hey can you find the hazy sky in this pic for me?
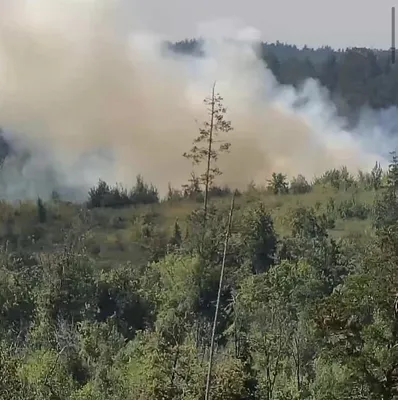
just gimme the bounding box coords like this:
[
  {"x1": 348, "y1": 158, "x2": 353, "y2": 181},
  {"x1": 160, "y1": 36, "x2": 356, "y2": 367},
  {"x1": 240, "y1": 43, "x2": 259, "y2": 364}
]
[{"x1": 129, "y1": 0, "x2": 395, "y2": 49}]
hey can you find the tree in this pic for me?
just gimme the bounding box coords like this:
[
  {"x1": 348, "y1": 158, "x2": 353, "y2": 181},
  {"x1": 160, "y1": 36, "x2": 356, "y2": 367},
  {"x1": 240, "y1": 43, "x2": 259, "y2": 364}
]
[
  {"x1": 130, "y1": 174, "x2": 159, "y2": 205},
  {"x1": 267, "y1": 172, "x2": 289, "y2": 195},
  {"x1": 88, "y1": 179, "x2": 111, "y2": 208},
  {"x1": 290, "y1": 174, "x2": 312, "y2": 194},
  {"x1": 181, "y1": 172, "x2": 202, "y2": 200},
  {"x1": 314, "y1": 258, "x2": 398, "y2": 399},
  {"x1": 37, "y1": 198, "x2": 47, "y2": 223},
  {"x1": 183, "y1": 83, "x2": 233, "y2": 225},
  {"x1": 261, "y1": 49, "x2": 281, "y2": 78},
  {"x1": 318, "y1": 53, "x2": 339, "y2": 92},
  {"x1": 238, "y1": 203, "x2": 278, "y2": 274},
  {"x1": 168, "y1": 219, "x2": 182, "y2": 250},
  {"x1": 371, "y1": 161, "x2": 383, "y2": 190},
  {"x1": 373, "y1": 152, "x2": 398, "y2": 254}
]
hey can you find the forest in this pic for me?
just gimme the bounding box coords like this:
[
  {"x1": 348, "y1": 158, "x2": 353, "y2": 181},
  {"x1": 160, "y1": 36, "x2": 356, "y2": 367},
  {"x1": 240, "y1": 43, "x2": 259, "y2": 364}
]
[
  {"x1": 170, "y1": 39, "x2": 398, "y2": 122},
  {"x1": 2, "y1": 40, "x2": 398, "y2": 400}
]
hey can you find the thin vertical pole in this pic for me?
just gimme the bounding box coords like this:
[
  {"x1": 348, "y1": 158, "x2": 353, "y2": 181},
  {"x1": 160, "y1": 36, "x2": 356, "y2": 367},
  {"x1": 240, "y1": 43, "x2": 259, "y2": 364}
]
[
  {"x1": 392, "y1": 7, "x2": 395, "y2": 64},
  {"x1": 204, "y1": 191, "x2": 236, "y2": 400}
]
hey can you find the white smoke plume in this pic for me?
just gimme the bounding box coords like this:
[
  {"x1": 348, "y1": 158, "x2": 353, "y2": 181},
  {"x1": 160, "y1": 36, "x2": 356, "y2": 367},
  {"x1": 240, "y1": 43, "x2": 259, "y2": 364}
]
[{"x1": 0, "y1": 0, "x2": 394, "y2": 201}]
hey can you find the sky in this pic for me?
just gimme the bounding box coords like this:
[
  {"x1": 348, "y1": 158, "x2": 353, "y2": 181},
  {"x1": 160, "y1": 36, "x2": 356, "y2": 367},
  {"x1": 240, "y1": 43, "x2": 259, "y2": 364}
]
[{"x1": 128, "y1": 0, "x2": 396, "y2": 49}]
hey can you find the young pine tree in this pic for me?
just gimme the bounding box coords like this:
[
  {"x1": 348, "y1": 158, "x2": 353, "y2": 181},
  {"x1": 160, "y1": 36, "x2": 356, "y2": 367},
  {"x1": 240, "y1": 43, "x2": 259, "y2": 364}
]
[
  {"x1": 169, "y1": 219, "x2": 182, "y2": 250},
  {"x1": 183, "y1": 82, "x2": 233, "y2": 224}
]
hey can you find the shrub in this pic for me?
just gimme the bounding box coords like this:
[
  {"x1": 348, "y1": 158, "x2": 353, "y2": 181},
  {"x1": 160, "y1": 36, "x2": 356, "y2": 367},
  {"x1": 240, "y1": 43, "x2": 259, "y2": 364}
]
[
  {"x1": 337, "y1": 197, "x2": 370, "y2": 220},
  {"x1": 87, "y1": 176, "x2": 159, "y2": 209},
  {"x1": 314, "y1": 166, "x2": 355, "y2": 190},
  {"x1": 290, "y1": 174, "x2": 312, "y2": 194}
]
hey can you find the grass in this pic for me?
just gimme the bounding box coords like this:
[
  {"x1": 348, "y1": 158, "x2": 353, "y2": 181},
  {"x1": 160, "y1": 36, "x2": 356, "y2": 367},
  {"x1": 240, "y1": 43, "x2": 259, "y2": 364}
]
[{"x1": 0, "y1": 183, "x2": 380, "y2": 268}]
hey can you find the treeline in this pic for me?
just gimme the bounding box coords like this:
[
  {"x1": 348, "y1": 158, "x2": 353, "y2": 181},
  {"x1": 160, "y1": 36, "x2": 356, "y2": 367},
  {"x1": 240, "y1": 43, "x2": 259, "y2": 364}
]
[
  {"x1": 85, "y1": 163, "x2": 384, "y2": 209},
  {"x1": 169, "y1": 39, "x2": 398, "y2": 116}
]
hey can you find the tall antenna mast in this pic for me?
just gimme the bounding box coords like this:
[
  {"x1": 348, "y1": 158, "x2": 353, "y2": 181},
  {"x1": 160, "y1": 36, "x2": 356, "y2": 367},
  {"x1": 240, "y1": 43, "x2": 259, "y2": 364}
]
[{"x1": 392, "y1": 6, "x2": 396, "y2": 64}]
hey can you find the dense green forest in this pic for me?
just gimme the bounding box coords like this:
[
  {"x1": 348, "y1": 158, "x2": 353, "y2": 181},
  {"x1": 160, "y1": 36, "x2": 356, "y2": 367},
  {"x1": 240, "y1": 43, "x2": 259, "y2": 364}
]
[
  {"x1": 3, "y1": 41, "x2": 398, "y2": 399},
  {"x1": 170, "y1": 39, "x2": 398, "y2": 120}
]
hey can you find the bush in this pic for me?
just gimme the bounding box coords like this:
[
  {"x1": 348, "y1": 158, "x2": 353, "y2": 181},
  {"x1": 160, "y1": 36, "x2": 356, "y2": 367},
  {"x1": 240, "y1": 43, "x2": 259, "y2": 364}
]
[
  {"x1": 314, "y1": 166, "x2": 355, "y2": 190},
  {"x1": 337, "y1": 197, "x2": 370, "y2": 220},
  {"x1": 130, "y1": 175, "x2": 159, "y2": 205},
  {"x1": 290, "y1": 174, "x2": 312, "y2": 194},
  {"x1": 267, "y1": 172, "x2": 289, "y2": 195},
  {"x1": 87, "y1": 175, "x2": 159, "y2": 209},
  {"x1": 357, "y1": 162, "x2": 383, "y2": 190},
  {"x1": 208, "y1": 185, "x2": 233, "y2": 198}
]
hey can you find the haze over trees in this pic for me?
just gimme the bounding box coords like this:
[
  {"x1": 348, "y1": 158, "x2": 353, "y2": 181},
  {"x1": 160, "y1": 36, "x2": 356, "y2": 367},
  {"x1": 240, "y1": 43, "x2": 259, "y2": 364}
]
[
  {"x1": 2, "y1": 41, "x2": 398, "y2": 399},
  {"x1": 170, "y1": 39, "x2": 398, "y2": 120}
]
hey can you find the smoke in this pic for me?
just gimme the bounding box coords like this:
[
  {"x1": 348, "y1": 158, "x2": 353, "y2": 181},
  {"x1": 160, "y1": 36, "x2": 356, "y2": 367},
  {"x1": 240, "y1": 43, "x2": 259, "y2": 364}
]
[{"x1": 0, "y1": 0, "x2": 394, "y2": 201}]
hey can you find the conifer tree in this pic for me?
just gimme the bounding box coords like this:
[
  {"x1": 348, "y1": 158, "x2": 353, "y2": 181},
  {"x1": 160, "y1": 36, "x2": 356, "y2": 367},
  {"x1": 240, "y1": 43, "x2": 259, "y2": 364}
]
[{"x1": 183, "y1": 82, "x2": 232, "y2": 224}]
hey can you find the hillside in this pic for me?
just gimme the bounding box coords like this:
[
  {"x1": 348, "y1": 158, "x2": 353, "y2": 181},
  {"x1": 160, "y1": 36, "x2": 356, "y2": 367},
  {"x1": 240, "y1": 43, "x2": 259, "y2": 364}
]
[
  {"x1": 170, "y1": 39, "x2": 398, "y2": 121},
  {"x1": 2, "y1": 156, "x2": 398, "y2": 398},
  {"x1": 1, "y1": 175, "x2": 376, "y2": 264},
  {"x1": 1, "y1": 30, "x2": 398, "y2": 400}
]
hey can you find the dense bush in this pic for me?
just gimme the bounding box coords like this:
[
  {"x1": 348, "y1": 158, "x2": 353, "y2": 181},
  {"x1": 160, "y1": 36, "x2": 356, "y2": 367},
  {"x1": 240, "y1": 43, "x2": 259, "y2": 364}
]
[
  {"x1": 87, "y1": 175, "x2": 159, "y2": 209},
  {"x1": 290, "y1": 174, "x2": 312, "y2": 194}
]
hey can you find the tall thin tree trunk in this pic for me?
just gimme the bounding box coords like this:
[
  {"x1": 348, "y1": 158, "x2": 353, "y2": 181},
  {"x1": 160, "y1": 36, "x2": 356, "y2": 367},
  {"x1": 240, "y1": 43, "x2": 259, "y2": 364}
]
[
  {"x1": 203, "y1": 81, "x2": 216, "y2": 227},
  {"x1": 204, "y1": 191, "x2": 236, "y2": 400}
]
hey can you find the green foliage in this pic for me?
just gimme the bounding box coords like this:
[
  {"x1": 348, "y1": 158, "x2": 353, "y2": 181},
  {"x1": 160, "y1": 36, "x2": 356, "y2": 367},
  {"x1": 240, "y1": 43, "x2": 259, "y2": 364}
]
[
  {"x1": 358, "y1": 162, "x2": 384, "y2": 191},
  {"x1": 1, "y1": 159, "x2": 398, "y2": 399},
  {"x1": 337, "y1": 195, "x2": 371, "y2": 220},
  {"x1": 210, "y1": 356, "x2": 249, "y2": 400},
  {"x1": 288, "y1": 206, "x2": 331, "y2": 238},
  {"x1": 0, "y1": 254, "x2": 37, "y2": 334},
  {"x1": 19, "y1": 348, "x2": 77, "y2": 399},
  {"x1": 310, "y1": 358, "x2": 356, "y2": 399},
  {"x1": 183, "y1": 203, "x2": 228, "y2": 261},
  {"x1": 0, "y1": 344, "x2": 28, "y2": 400},
  {"x1": 5, "y1": 39, "x2": 398, "y2": 398},
  {"x1": 183, "y1": 85, "x2": 232, "y2": 189},
  {"x1": 237, "y1": 203, "x2": 277, "y2": 274},
  {"x1": 267, "y1": 172, "x2": 289, "y2": 194},
  {"x1": 181, "y1": 172, "x2": 203, "y2": 201},
  {"x1": 290, "y1": 174, "x2": 312, "y2": 194},
  {"x1": 33, "y1": 245, "x2": 96, "y2": 326},
  {"x1": 373, "y1": 152, "x2": 398, "y2": 253},
  {"x1": 88, "y1": 175, "x2": 158, "y2": 209},
  {"x1": 148, "y1": 254, "x2": 202, "y2": 342},
  {"x1": 168, "y1": 219, "x2": 182, "y2": 251},
  {"x1": 183, "y1": 83, "x2": 233, "y2": 224},
  {"x1": 88, "y1": 179, "x2": 111, "y2": 208},
  {"x1": 314, "y1": 167, "x2": 355, "y2": 191},
  {"x1": 130, "y1": 175, "x2": 159, "y2": 205}
]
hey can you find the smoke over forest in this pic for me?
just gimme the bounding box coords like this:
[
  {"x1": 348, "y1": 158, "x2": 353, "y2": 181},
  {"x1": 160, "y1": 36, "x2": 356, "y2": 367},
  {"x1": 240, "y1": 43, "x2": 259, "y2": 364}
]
[{"x1": 0, "y1": 0, "x2": 394, "y2": 201}]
